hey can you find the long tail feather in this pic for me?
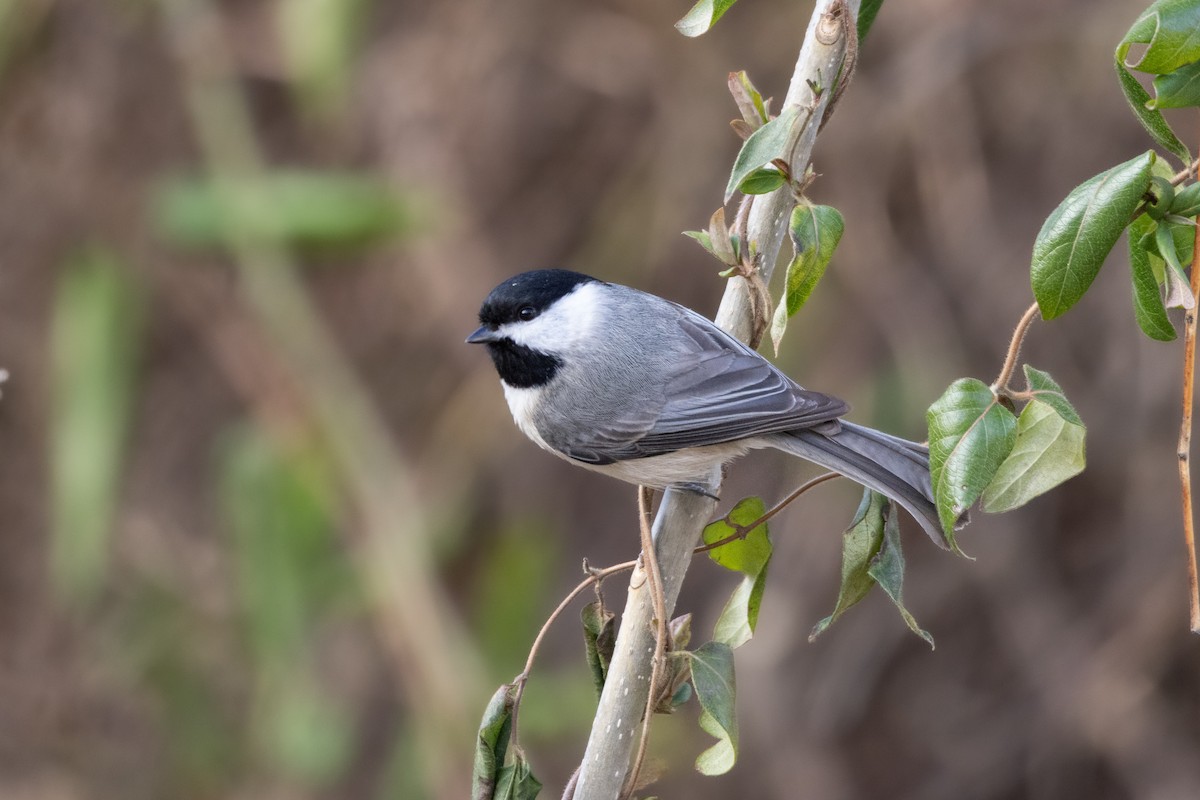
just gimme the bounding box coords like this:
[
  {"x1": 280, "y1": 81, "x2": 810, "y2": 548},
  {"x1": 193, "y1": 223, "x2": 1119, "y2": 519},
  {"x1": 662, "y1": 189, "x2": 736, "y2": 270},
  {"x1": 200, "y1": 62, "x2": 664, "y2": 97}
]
[{"x1": 769, "y1": 422, "x2": 948, "y2": 547}]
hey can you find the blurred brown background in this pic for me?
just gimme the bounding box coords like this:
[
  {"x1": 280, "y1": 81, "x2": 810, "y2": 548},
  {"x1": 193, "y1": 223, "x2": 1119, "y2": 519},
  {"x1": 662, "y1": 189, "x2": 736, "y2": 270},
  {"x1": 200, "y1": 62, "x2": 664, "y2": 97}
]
[{"x1": 2, "y1": 0, "x2": 1200, "y2": 798}]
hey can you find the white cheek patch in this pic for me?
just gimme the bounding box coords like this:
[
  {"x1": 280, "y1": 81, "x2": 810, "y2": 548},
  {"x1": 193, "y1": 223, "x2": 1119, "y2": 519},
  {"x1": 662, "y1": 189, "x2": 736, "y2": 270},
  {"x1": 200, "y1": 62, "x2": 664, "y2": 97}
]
[{"x1": 498, "y1": 281, "x2": 601, "y2": 352}]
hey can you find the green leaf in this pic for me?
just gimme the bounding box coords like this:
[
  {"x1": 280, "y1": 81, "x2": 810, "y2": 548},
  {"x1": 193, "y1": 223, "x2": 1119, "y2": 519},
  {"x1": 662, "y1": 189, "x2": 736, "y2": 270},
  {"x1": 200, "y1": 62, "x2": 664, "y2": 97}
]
[
  {"x1": 729, "y1": 70, "x2": 768, "y2": 127},
  {"x1": 809, "y1": 490, "x2": 887, "y2": 641},
  {"x1": 712, "y1": 567, "x2": 769, "y2": 649},
  {"x1": 858, "y1": 0, "x2": 886, "y2": 43},
  {"x1": 688, "y1": 642, "x2": 737, "y2": 776},
  {"x1": 1121, "y1": 0, "x2": 1200, "y2": 75},
  {"x1": 724, "y1": 106, "x2": 800, "y2": 202},
  {"x1": 1169, "y1": 181, "x2": 1200, "y2": 216},
  {"x1": 493, "y1": 752, "x2": 542, "y2": 800},
  {"x1": 1130, "y1": 219, "x2": 1178, "y2": 340},
  {"x1": 867, "y1": 502, "x2": 933, "y2": 647},
  {"x1": 581, "y1": 600, "x2": 615, "y2": 698},
  {"x1": 156, "y1": 170, "x2": 411, "y2": 251},
  {"x1": 1146, "y1": 176, "x2": 1176, "y2": 220},
  {"x1": 1021, "y1": 365, "x2": 1083, "y2": 425},
  {"x1": 771, "y1": 204, "x2": 844, "y2": 353},
  {"x1": 927, "y1": 378, "x2": 1018, "y2": 549},
  {"x1": 50, "y1": 247, "x2": 143, "y2": 603},
  {"x1": 981, "y1": 400, "x2": 1086, "y2": 513},
  {"x1": 1031, "y1": 152, "x2": 1155, "y2": 319},
  {"x1": 675, "y1": 0, "x2": 740, "y2": 37},
  {"x1": 703, "y1": 497, "x2": 770, "y2": 574},
  {"x1": 683, "y1": 229, "x2": 716, "y2": 257},
  {"x1": 704, "y1": 497, "x2": 771, "y2": 649},
  {"x1": 1156, "y1": 219, "x2": 1196, "y2": 309},
  {"x1": 472, "y1": 683, "x2": 517, "y2": 800},
  {"x1": 1114, "y1": 55, "x2": 1191, "y2": 163},
  {"x1": 737, "y1": 166, "x2": 787, "y2": 195},
  {"x1": 1150, "y1": 59, "x2": 1200, "y2": 108},
  {"x1": 707, "y1": 207, "x2": 737, "y2": 265}
]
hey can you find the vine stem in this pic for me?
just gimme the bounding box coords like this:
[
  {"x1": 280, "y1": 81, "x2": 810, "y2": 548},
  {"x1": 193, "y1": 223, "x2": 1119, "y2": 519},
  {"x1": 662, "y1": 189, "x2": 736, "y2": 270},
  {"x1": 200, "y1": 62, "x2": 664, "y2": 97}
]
[
  {"x1": 1179, "y1": 145, "x2": 1200, "y2": 634},
  {"x1": 992, "y1": 301, "x2": 1041, "y2": 393},
  {"x1": 508, "y1": 472, "x2": 840, "y2": 768},
  {"x1": 509, "y1": 558, "x2": 638, "y2": 748}
]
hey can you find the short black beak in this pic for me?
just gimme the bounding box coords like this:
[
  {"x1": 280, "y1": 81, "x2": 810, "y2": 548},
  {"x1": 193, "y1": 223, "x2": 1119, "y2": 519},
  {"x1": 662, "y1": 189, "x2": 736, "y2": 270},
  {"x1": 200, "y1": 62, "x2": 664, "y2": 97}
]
[{"x1": 466, "y1": 325, "x2": 500, "y2": 344}]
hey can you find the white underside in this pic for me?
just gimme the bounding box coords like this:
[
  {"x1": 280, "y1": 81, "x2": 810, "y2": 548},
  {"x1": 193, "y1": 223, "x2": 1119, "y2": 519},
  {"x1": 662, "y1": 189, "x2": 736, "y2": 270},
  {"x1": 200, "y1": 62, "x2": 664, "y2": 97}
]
[{"x1": 503, "y1": 376, "x2": 763, "y2": 491}]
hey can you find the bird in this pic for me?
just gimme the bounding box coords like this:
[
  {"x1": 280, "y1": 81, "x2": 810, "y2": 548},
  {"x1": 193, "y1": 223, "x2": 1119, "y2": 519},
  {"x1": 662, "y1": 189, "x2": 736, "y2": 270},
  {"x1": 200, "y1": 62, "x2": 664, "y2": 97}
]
[{"x1": 467, "y1": 268, "x2": 947, "y2": 545}]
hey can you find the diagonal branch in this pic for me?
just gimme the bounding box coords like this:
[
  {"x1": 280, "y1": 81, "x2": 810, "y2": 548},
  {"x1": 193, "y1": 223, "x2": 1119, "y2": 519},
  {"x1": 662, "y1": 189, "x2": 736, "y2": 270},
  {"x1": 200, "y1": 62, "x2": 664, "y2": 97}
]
[{"x1": 570, "y1": 3, "x2": 860, "y2": 797}]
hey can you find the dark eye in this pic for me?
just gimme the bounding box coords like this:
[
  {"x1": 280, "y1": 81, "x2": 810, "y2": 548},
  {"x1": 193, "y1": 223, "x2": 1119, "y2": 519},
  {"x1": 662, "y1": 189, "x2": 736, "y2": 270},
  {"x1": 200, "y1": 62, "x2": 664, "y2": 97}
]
[{"x1": 518, "y1": 306, "x2": 537, "y2": 321}]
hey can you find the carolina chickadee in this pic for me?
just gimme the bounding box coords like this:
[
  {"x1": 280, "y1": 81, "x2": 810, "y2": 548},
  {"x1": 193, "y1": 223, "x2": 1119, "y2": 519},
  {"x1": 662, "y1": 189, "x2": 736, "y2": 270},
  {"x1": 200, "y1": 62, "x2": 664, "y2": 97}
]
[{"x1": 468, "y1": 269, "x2": 946, "y2": 545}]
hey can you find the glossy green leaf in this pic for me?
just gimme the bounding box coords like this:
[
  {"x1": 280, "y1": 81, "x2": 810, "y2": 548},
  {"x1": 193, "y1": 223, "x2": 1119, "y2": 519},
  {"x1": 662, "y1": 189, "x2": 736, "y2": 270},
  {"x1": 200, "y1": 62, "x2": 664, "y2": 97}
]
[
  {"x1": 1130, "y1": 221, "x2": 1178, "y2": 340},
  {"x1": 1031, "y1": 152, "x2": 1155, "y2": 319},
  {"x1": 712, "y1": 566, "x2": 769, "y2": 649},
  {"x1": 858, "y1": 0, "x2": 886, "y2": 43},
  {"x1": 927, "y1": 378, "x2": 1018, "y2": 549},
  {"x1": 1169, "y1": 181, "x2": 1200, "y2": 216},
  {"x1": 156, "y1": 170, "x2": 411, "y2": 250},
  {"x1": 1114, "y1": 55, "x2": 1191, "y2": 163},
  {"x1": 493, "y1": 751, "x2": 542, "y2": 800},
  {"x1": 705, "y1": 497, "x2": 771, "y2": 649},
  {"x1": 982, "y1": 400, "x2": 1086, "y2": 513},
  {"x1": 771, "y1": 204, "x2": 844, "y2": 353},
  {"x1": 867, "y1": 502, "x2": 933, "y2": 647},
  {"x1": 675, "y1": 0, "x2": 740, "y2": 37},
  {"x1": 472, "y1": 683, "x2": 517, "y2": 800},
  {"x1": 810, "y1": 490, "x2": 886, "y2": 641},
  {"x1": 737, "y1": 166, "x2": 787, "y2": 196},
  {"x1": 724, "y1": 106, "x2": 800, "y2": 202},
  {"x1": 1115, "y1": 0, "x2": 1198, "y2": 161},
  {"x1": 1150, "y1": 59, "x2": 1200, "y2": 108},
  {"x1": 1121, "y1": 0, "x2": 1200, "y2": 75},
  {"x1": 581, "y1": 600, "x2": 615, "y2": 698},
  {"x1": 703, "y1": 496, "x2": 770, "y2": 574},
  {"x1": 50, "y1": 247, "x2": 143, "y2": 603},
  {"x1": 689, "y1": 642, "x2": 737, "y2": 775},
  {"x1": 1146, "y1": 176, "x2": 1176, "y2": 220},
  {"x1": 1021, "y1": 365, "x2": 1083, "y2": 425}
]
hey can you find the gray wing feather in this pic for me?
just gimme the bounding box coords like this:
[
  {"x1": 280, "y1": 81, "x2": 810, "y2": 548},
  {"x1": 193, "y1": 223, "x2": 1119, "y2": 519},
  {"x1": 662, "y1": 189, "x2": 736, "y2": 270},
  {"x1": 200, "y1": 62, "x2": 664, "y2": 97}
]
[{"x1": 564, "y1": 310, "x2": 847, "y2": 461}]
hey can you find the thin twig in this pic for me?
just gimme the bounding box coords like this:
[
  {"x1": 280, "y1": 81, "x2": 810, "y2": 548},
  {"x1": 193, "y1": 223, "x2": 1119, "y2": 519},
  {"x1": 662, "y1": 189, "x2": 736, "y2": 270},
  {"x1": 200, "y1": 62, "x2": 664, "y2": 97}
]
[
  {"x1": 696, "y1": 471, "x2": 841, "y2": 554},
  {"x1": 515, "y1": 558, "x2": 639, "y2": 748},
  {"x1": 509, "y1": 558, "x2": 638, "y2": 747},
  {"x1": 1179, "y1": 148, "x2": 1200, "y2": 634},
  {"x1": 992, "y1": 301, "x2": 1041, "y2": 393},
  {"x1": 1173, "y1": 159, "x2": 1200, "y2": 186},
  {"x1": 510, "y1": 472, "x2": 840, "y2": 758}
]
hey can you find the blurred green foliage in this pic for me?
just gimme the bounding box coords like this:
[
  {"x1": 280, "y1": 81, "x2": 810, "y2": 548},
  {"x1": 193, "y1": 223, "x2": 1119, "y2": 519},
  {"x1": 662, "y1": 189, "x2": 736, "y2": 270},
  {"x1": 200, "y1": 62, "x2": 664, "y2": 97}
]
[
  {"x1": 220, "y1": 425, "x2": 357, "y2": 785},
  {"x1": 155, "y1": 171, "x2": 412, "y2": 252},
  {"x1": 49, "y1": 247, "x2": 143, "y2": 603}
]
